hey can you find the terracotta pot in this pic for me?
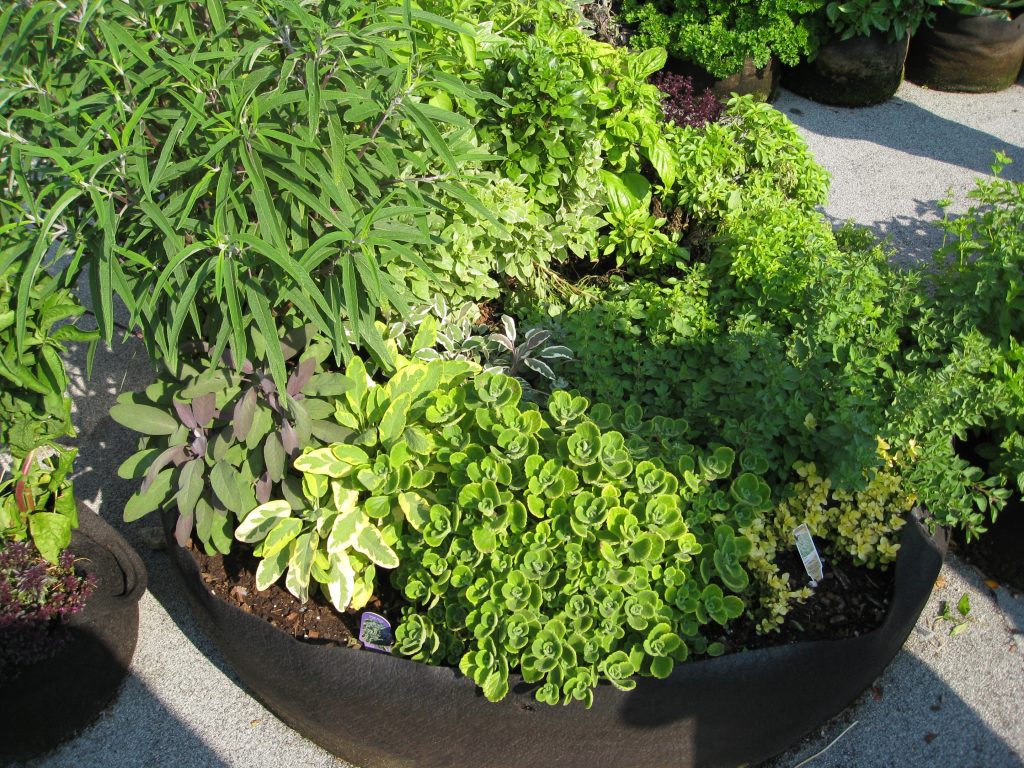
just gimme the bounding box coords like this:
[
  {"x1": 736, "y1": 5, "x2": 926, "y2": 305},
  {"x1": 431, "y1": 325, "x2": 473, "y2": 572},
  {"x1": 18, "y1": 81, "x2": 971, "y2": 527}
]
[
  {"x1": 0, "y1": 508, "x2": 147, "y2": 763},
  {"x1": 906, "y1": 9, "x2": 1024, "y2": 92},
  {"x1": 785, "y1": 33, "x2": 910, "y2": 106},
  {"x1": 665, "y1": 56, "x2": 781, "y2": 102},
  {"x1": 165, "y1": 508, "x2": 945, "y2": 768}
]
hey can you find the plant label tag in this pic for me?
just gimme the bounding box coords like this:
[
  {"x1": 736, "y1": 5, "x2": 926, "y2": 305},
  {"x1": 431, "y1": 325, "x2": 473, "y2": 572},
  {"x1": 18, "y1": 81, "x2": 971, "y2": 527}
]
[
  {"x1": 793, "y1": 524, "x2": 824, "y2": 587},
  {"x1": 359, "y1": 612, "x2": 393, "y2": 653}
]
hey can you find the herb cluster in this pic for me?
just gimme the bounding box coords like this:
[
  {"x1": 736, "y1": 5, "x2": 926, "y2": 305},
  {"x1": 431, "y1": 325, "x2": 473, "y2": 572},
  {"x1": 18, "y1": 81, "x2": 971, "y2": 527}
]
[{"x1": 6, "y1": 0, "x2": 1024, "y2": 711}]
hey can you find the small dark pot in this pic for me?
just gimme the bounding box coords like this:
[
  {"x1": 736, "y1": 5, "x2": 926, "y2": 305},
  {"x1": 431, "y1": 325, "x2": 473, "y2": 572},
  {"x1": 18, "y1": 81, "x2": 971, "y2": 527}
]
[
  {"x1": 165, "y1": 510, "x2": 945, "y2": 768},
  {"x1": 0, "y1": 508, "x2": 147, "y2": 763},
  {"x1": 785, "y1": 33, "x2": 910, "y2": 106},
  {"x1": 906, "y1": 9, "x2": 1024, "y2": 92},
  {"x1": 665, "y1": 56, "x2": 781, "y2": 103}
]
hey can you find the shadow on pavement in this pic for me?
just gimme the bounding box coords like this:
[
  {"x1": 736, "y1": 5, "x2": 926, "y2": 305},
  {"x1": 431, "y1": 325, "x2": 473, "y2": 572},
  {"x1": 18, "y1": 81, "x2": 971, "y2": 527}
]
[
  {"x1": 19, "y1": 674, "x2": 229, "y2": 768},
  {"x1": 777, "y1": 88, "x2": 1024, "y2": 180},
  {"x1": 763, "y1": 553, "x2": 1024, "y2": 768},
  {"x1": 760, "y1": 649, "x2": 1023, "y2": 767},
  {"x1": 825, "y1": 197, "x2": 951, "y2": 267}
]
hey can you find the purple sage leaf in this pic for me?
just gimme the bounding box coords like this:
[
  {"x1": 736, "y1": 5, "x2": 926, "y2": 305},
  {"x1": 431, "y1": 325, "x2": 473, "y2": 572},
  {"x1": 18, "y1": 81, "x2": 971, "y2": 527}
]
[
  {"x1": 192, "y1": 393, "x2": 216, "y2": 427},
  {"x1": 174, "y1": 511, "x2": 194, "y2": 548},
  {"x1": 287, "y1": 357, "x2": 316, "y2": 398},
  {"x1": 500, "y1": 315, "x2": 516, "y2": 344},
  {"x1": 233, "y1": 387, "x2": 258, "y2": 442},
  {"x1": 256, "y1": 472, "x2": 272, "y2": 504},
  {"x1": 281, "y1": 419, "x2": 299, "y2": 456},
  {"x1": 490, "y1": 334, "x2": 515, "y2": 353},
  {"x1": 173, "y1": 400, "x2": 198, "y2": 430}
]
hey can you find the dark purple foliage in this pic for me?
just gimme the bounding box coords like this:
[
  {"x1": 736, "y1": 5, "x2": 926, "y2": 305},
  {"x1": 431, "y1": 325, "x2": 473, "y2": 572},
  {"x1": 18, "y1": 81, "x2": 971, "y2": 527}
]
[
  {"x1": 649, "y1": 72, "x2": 724, "y2": 129},
  {"x1": 1, "y1": 538, "x2": 96, "y2": 677}
]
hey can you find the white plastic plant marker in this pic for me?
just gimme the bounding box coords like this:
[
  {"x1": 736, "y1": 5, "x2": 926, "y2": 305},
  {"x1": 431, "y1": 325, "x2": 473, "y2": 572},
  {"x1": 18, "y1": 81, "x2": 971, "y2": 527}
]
[{"x1": 793, "y1": 523, "x2": 824, "y2": 587}]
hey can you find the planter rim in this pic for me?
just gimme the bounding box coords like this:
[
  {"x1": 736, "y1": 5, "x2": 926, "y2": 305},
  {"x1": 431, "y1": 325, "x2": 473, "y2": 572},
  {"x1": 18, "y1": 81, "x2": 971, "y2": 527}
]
[{"x1": 165, "y1": 507, "x2": 946, "y2": 768}]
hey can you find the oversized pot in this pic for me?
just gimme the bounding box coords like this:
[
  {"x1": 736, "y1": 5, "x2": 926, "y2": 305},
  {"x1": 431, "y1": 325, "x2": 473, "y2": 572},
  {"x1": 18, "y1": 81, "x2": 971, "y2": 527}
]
[
  {"x1": 165, "y1": 509, "x2": 945, "y2": 768},
  {"x1": 785, "y1": 33, "x2": 911, "y2": 106},
  {"x1": 906, "y1": 8, "x2": 1024, "y2": 92},
  {"x1": 0, "y1": 508, "x2": 147, "y2": 763},
  {"x1": 665, "y1": 56, "x2": 781, "y2": 102}
]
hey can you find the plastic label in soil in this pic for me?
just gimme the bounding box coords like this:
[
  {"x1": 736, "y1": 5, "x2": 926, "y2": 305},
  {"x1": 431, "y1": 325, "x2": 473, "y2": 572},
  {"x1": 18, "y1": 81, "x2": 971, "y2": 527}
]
[
  {"x1": 793, "y1": 523, "x2": 824, "y2": 586},
  {"x1": 359, "y1": 612, "x2": 393, "y2": 653}
]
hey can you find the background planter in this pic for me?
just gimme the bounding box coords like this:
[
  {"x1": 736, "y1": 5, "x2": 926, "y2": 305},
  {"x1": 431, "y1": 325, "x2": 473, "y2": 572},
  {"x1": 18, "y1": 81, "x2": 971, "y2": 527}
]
[
  {"x1": 906, "y1": 9, "x2": 1024, "y2": 92},
  {"x1": 166, "y1": 510, "x2": 945, "y2": 768},
  {"x1": 665, "y1": 56, "x2": 781, "y2": 102},
  {"x1": 785, "y1": 33, "x2": 910, "y2": 106},
  {"x1": 0, "y1": 508, "x2": 147, "y2": 763}
]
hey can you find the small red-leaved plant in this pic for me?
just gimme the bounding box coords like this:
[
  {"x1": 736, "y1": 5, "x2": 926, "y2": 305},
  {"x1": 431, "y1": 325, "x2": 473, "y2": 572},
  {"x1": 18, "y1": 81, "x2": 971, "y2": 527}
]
[
  {"x1": 650, "y1": 71, "x2": 724, "y2": 129},
  {"x1": 0, "y1": 539, "x2": 96, "y2": 678}
]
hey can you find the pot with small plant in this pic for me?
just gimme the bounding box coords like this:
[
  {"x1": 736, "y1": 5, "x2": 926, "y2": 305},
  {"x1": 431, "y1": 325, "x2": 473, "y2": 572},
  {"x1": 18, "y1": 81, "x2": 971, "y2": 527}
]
[
  {"x1": 786, "y1": 0, "x2": 942, "y2": 105},
  {"x1": 0, "y1": 243, "x2": 147, "y2": 762},
  {"x1": 906, "y1": 0, "x2": 1024, "y2": 91},
  {"x1": 622, "y1": 0, "x2": 826, "y2": 101}
]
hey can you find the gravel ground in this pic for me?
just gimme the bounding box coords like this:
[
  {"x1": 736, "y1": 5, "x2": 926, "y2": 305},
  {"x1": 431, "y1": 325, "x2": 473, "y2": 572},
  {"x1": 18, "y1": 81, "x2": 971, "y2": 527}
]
[{"x1": 20, "y1": 74, "x2": 1024, "y2": 768}]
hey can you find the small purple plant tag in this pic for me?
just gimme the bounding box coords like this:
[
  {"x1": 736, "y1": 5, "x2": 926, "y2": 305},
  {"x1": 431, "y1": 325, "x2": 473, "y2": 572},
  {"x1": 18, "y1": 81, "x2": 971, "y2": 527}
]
[{"x1": 359, "y1": 612, "x2": 393, "y2": 653}]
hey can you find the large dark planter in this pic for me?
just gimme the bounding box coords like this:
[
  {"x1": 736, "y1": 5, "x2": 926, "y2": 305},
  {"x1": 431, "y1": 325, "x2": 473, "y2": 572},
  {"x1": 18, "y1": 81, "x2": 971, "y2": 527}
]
[
  {"x1": 166, "y1": 510, "x2": 945, "y2": 768},
  {"x1": 0, "y1": 508, "x2": 147, "y2": 763},
  {"x1": 785, "y1": 33, "x2": 910, "y2": 106},
  {"x1": 665, "y1": 56, "x2": 781, "y2": 102},
  {"x1": 906, "y1": 9, "x2": 1024, "y2": 92}
]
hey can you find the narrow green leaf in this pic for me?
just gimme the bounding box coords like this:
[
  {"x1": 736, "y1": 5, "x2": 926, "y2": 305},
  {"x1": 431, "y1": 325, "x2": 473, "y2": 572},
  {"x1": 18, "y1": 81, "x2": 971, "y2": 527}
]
[{"x1": 402, "y1": 101, "x2": 459, "y2": 174}]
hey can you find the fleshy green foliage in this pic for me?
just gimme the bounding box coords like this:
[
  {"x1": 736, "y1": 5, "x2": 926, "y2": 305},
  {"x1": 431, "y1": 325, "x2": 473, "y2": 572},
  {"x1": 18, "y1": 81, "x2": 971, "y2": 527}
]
[
  {"x1": 380, "y1": 383, "x2": 771, "y2": 707},
  {"x1": 0, "y1": 256, "x2": 97, "y2": 456},
  {"x1": 623, "y1": 0, "x2": 824, "y2": 79},
  {"x1": 239, "y1": 354, "x2": 479, "y2": 610},
  {"x1": 0, "y1": 448, "x2": 79, "y2": 564},
  {"x1": 821, "y1": 0, "x2": 940, "y2": 42},
  {"x1": 112, "y1": 328, "x2": 355, "y2": 554},
  {"x1": 0, "y1": 0, "x2": 493, "y2": 389},
  {"x1": 0, "y1": 538, "x2": 95, "y2": 677}
]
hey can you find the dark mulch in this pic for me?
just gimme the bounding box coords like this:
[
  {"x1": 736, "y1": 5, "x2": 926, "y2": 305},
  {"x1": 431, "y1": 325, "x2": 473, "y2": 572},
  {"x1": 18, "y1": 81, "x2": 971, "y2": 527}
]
[
  {"x1": 190, "y1": 542, "x2": 403, "y2": 649},
  {"x1": 190, "y1": 538, "x2": 896, "y2": 657},
  {"x1": 717, "y1": 548, "x2": 895, "y2": 654}
]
